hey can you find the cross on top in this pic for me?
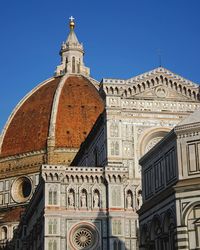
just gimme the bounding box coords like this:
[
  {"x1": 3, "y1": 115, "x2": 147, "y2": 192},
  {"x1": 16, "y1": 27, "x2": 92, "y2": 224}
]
[{"x1": 69, "y1": 16, "x2": 75, "y2": 22}]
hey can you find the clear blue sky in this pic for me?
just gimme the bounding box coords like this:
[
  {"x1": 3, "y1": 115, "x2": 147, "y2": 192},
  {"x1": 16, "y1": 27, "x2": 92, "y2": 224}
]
[{"x1": 0, "y1": 0, "x2": 200, "y2": 131}]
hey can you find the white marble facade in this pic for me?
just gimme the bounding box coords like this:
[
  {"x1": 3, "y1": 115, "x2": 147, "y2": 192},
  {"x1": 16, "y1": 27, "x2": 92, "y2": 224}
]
[
  {"x1": 6, "y1": 19, "x2": 200, "y2": 250},
  {"x1": 14, "y1": 68, "x2": 200, "y2": 250},
  {"x1": 139, "y1": 110, "x2": 200, "y2": 250}
]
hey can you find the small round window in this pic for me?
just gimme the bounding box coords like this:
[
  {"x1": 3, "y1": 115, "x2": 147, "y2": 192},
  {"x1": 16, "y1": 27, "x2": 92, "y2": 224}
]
[
  {"x1": 69, "y1": 223, "x2": 99, "y2": 250},
  {"x1": 11, "y1": 177, "x2": 32, "y2": 203}
]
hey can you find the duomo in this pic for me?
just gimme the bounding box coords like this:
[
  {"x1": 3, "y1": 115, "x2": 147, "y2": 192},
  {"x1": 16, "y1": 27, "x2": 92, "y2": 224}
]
[{"x1": 0, "y1": 17, "x2": 199, "y2": 250}]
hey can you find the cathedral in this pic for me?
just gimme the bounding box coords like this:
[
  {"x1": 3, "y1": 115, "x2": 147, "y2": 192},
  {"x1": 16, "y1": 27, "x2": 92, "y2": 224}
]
[{"x1": 0, "y1": 18, "x2": 199, "y2": 250}]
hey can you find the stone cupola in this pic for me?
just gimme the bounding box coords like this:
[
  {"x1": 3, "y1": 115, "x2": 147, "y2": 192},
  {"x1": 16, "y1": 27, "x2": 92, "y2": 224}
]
[{"x1": 55, "y1": 17, "x2": 90, "y2": 76}]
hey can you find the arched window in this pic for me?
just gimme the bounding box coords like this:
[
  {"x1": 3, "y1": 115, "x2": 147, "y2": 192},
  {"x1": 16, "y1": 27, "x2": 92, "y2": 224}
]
[
  {"x1": 72, "y1": 57, "x2": 76, "y2": 73},
  {"x1": 111, "y1": 141, "x2": 119, "y2": 156},
  {"x1": 48, "y1": 240, "x2": 57, "y2": 250},
  {"x1": 49, "y1": 189, "x2": 53, "y2": 204},
  {"x1": 48, "y1": 240, "x2": 53, "y2": 250},
  {"x1": 48, "y1": 189, "x2": 57, "y2": 205},
  {"x1": 110, "y1": 123, "x2": 119, "y2": 137},
  {"x1": 77, "y1": 58, "x2": 80, "y2": 73},
  {"x1": 112, "y1": 220, "x2": 122, "y2": 235},
  {"x1": 65, "y1": 58, "x2": 68, "y2": 72},
  {"x1": 53, "y1": 240, "x2": 57, "y2": 250},
  {"x1": 48, "y1": 219, "x2": 57, "y2": 234},
  {"x1": 111, "y1": 142, "x2": 115, "y2": 155},
  {"x1": 115, "y1": 142, "x2": 119, "y2": 155},
  {"x1": 53, "y1": 191, "x2": 57, "y2": 204}
]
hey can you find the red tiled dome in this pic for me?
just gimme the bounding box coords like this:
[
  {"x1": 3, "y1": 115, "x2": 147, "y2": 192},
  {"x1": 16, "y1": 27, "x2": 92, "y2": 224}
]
[{"x1": 0, "y1": 75, "x2": 104, "y2": 157}]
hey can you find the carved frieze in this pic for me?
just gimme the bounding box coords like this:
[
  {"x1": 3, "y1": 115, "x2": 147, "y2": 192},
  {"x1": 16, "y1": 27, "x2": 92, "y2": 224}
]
[{"x1": 122, "y1": 99, "x2": 200, "y2": 112}]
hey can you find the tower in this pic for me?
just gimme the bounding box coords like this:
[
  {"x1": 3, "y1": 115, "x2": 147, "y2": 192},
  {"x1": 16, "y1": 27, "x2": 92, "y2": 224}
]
[{"x1": 55, "y1": 17, "x2": 90, "y2": 76}]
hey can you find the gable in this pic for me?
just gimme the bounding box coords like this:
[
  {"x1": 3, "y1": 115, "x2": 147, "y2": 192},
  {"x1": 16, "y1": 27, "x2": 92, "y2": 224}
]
[
  {"x1": 125, "y1": 67, "x2": 199, "y2": 102},
  {"x1": 130, "y1": 85, "x2": 193, "y2": 101},
  {"x1": 102, "y1": 67, "x2": 200, "y2": 103}
]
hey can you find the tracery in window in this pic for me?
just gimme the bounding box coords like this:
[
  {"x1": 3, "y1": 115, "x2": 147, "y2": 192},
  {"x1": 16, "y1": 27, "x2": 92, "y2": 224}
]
[
  {"x1": 48, "y1": 219, "x2": 57, "y2": 234},
  {"x1": 48, "y1": 240, "x2": 57, "y2": 250},
  {"x1": 48, "y1": 188, "x2": 57, "y2": 205},
  {"x1": 111, "y1": 141, "x2": 119, "y2": 156},
  {"x1": 110, "y1": 123, "x2": 119, "y2": 137},
  {"x1": 112, "y1": 220, "x2": 122, "y2": 235}
]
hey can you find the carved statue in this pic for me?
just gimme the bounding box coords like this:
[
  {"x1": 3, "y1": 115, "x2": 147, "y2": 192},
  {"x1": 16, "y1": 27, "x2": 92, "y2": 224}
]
[
  {"x1": 93, "y1": 192, "x2": 100, "y2": 208},
  {"x1": 81, "y1": 192, "x2": 87, "y2": 207},
  {"x1": 68, "y1": 192, "x2": 74, "y2": 207},
  {"x1": 137, "y1": 192, "x2": 143, "y2": 209},
  {"x1": 126, "y1": 193, "x2": 132, "y2": 208}
]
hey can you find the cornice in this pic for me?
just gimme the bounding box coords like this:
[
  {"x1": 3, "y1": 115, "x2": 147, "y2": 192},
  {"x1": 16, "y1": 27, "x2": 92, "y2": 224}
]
[{"x1": 0, "y1": 149, "x2": 46, "y2": 163}]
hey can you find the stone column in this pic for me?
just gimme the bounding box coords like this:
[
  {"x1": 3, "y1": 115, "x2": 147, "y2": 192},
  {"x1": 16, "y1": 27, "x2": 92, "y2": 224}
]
[{"x1": 175, "y1": 226, "x2": 189, "y2": 250}]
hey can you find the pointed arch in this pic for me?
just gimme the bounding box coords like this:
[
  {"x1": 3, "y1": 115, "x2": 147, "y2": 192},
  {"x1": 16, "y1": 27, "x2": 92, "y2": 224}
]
[
  {"x1": 72, "y1": 56, "x2": 76, "y2": 73},
  {"x1": 124, "y1": 89, "x2": 127, "y2": 97},
  {"x1": 155, "y1": 77, "x2": 159, "y2": 85},
  {"x1": 114, "y1": 87, "x2": 119, "y2": 95},
  {"x1": 174, "y1": 82, "x2": 178, "y2": 90},
  {"x1": 54, "y1": 173, "x2": 59, "y2": 181},
  {"x1": 137, "y1": 84, "x2": 141, "y2": 92},
  {"x1": 164, "y1": 77, "x2": 168, "y2": 86},
  {"x1": 151, "y1": 78, "x2": 155, "y2": 86},
  {"x1": 110, "y1": 87, "x2": 114, "y2": 94},
  {"x1": 142, "y1": 82, "x2": 145, "y2": 90},
  {"x1": 128, "y1": 87, "x2": 132, "y2": 96},
  {"x1": 183, "y1": 86, "x2": 187, "y2": 95},
  {"x1": 193, "y1": 91, "x2": 196, "y2": 99}
]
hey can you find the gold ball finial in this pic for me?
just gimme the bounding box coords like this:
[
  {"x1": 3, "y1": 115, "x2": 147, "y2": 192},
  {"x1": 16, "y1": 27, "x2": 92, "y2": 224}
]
[{"x1": 69, "y1": 16, "x2": 75, "y2": 30}]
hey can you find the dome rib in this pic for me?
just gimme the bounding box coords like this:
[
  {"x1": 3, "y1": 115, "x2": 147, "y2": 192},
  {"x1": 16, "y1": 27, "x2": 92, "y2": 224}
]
[
  {"x1": 0, "y1": 77, "x2": 60, "y2": 157},
  {"x1": 48, "y1": 74, "x2": 71, "y2": 142},
  {"x1": 55, "y1": 75, "x2": 104, "y2": 148},
  {"x1": 0, "y1": 74, "x2": 104, "y2": 158}
]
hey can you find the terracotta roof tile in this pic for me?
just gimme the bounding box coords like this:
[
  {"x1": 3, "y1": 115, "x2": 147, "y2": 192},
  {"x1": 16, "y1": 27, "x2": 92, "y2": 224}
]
[
  {"x1": 1, "y1": 78, "x2": 60, "y2": 157},
  {"x1": 55, "y1": 76, "x2": 104, "y2": 148},
  {"x1": 0, "y1": 207, "x2": 25, "y2": 223},
  {"x1": 1, "y1": 75, "x2": 104, "y2": 157}
]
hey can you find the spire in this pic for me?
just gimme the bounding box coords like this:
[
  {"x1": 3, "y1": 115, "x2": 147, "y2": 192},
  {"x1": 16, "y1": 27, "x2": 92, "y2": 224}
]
[
  {"x1": 55, "y1": 17, "x2": 90, "y2": 76},
  {"x1": 69, "y1": 16, "x2": 75, "y2": 30}
]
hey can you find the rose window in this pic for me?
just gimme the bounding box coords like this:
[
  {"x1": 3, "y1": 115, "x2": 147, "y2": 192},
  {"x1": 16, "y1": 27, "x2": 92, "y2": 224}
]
[
  {"x1": 73, "y1": 228, "x2": 93, "y2": 248},
  {"x1": 70, "y1": 223, "x2": 99, "y2": 250}
]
